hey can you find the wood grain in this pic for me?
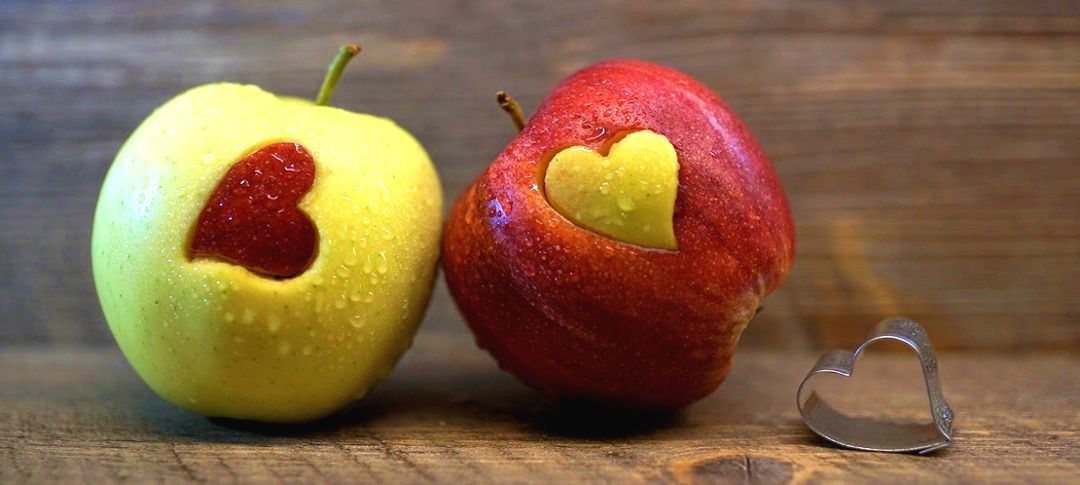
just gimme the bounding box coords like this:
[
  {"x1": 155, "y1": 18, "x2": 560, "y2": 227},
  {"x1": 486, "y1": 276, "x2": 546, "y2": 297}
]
[
  {"x1": 1, "y1": 0, "x2": 1079, "y2": 350},
  {"x1": 2, "y1": 333, "x2": 1078, "y2": 484}
]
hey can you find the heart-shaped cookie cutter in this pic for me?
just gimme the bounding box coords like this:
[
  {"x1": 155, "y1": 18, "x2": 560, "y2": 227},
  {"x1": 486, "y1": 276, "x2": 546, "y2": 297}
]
[{"x1": 796, "y1": 317, "x2": 955, "y2": 454}]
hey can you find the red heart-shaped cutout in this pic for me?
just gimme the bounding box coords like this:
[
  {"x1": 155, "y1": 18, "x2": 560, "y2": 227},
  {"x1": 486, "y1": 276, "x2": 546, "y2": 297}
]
[{"x1": 189, "y1": 142, "x2": 318, "y2": 278}]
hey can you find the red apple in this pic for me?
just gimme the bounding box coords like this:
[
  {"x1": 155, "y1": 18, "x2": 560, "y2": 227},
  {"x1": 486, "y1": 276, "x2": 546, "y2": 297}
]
[{"x1": 442, "y1": 60, "x2": 795, "y2": 409}]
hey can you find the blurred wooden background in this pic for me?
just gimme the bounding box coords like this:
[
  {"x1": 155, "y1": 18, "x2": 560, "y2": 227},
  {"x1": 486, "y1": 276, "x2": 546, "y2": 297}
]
[{"x1": 1, "y1": 0, "x2": 1078, "y2": 352}]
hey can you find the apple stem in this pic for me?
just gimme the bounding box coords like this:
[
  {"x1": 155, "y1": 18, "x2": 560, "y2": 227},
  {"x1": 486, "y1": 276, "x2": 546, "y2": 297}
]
[
  {"x1": 315, "y1": 44, "x2": 362, "y2": 106},
  {"x1": 496, "y1": 91, "x2": 526, "y2": 132}
]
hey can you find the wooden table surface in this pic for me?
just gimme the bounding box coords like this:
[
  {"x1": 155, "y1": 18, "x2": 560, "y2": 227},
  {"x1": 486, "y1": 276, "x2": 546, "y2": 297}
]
[
  {"x1": 3, "y1": 332, "x2": 1078, "y2": 484},
  {"x1": 3, "y1": 1, "x2": 1080, "y2": 483}
]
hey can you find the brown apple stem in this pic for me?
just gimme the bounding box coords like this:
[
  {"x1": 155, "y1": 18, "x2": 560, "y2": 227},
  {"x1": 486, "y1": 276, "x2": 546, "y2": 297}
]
[
  {"x1": 496, "y1": 91, "x2": 525, "y2": 132},
  {"x1": 315, "y1": 44, "x2": 362, "y2": 106}
]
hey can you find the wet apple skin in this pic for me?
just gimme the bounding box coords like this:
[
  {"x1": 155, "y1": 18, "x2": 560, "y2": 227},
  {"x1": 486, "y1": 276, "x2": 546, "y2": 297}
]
[
  {"x1": 442, "y1": 60, "x2": 796, "y2": 409},
  {"x1": 544, "y1": 129, "x2": 680, "y2": 251},
  {"x1": 190, "y1": 142, "x2": 317, "y2": 278},
  {"x1": 92, "y1": 83, "x2": 442, "y2": 422}
]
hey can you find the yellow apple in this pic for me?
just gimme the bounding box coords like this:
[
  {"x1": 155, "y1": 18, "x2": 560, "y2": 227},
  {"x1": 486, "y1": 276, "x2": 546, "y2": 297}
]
[{"x1": 91, "y1": 46, "x2": 443, "y2": 422}]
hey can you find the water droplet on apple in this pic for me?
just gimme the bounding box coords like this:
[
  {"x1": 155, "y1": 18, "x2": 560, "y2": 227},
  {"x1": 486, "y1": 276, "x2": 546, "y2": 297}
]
[
  {"x1": 580, "y1": 120, "x2": 606, "y2": 141},
  {"x1": 617, "y1": 195, "x2": 636, "y2": 212},
  {"x1": 361, "y1": 256, "x2": 373, "y2": 274},
  {"x1": 350, "y1": 313, "x2": 366, "y2": 328},
  {"x1": 334, "y1": 296, "x2": 347, "y2": 310},
  {"x1": 242, "y1": 308, "x2": 256, "y2": 324},
  {"x1": 267, "y1": 314, "x2": 281, "y2": 333},
  {"x1": 363, "y1": 292, "x2": 375, "y2": 303},
  {"x1": 345, "y1": 247, "x2": 359, "y2": 266},
  {"x1": 599, "y1": 182, "x2": 611, "y2": 195},
  {"x1": 376, "y1": 252, "x2": 388, "y2": 274},
  {"x1": 377, "y1": 180, "x2": 391, "y2": 202},
  {"x1": 486, "y1": 197, "x2": 512, "y2": 225}
]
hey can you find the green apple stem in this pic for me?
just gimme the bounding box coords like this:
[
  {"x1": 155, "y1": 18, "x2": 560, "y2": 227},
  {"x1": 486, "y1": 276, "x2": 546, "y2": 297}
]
[
  {"x1": 315, "y1": 44, "x2": 362, "y2": 106},
  {"x1": 496, "y1": 91, "x2": 525, "y2": 132}
]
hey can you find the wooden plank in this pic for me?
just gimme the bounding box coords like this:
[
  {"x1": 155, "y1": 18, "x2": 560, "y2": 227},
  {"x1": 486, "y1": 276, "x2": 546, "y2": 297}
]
[
  {"x1": 1, "y1": 334, "x2": 1078, "y2": 484},
  {"x1": 1, "y1": 0, "x2": 1079, "y2": 350}
]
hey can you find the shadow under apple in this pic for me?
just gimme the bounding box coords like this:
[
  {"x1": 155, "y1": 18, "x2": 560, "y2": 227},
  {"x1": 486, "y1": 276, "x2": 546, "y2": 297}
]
[{"x1": 132, "y1": 359, "x2": 681, "y2": 443}]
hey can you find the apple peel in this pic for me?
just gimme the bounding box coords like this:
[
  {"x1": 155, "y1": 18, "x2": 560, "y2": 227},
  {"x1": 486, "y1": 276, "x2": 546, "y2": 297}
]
[
  {"x1": 543, "y1": 130, "x2": 679, "y2": 250},
  {"x1": 189, "y1": 141, "x2": 318, "y2": 278}
]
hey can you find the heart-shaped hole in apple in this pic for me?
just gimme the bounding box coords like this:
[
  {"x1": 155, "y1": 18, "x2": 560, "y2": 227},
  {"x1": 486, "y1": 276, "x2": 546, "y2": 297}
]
[
  {"x1": 189, "y1": 142, "x2": 318, "y2": 278},
  {"x1": 542, "y1": 129, "x2": 680, "y2": 250}
]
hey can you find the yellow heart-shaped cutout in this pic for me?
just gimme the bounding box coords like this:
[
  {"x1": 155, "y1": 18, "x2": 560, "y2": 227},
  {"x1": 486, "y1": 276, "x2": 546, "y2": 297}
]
[{"x1": 544, "y1": 130, "x2": 679, "y2": 250}]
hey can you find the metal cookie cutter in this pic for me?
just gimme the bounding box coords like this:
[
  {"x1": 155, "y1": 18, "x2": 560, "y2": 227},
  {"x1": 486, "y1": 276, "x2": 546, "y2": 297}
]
[{"x1": 796, "y1": 317, "x2": 955, "y2": 454}]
